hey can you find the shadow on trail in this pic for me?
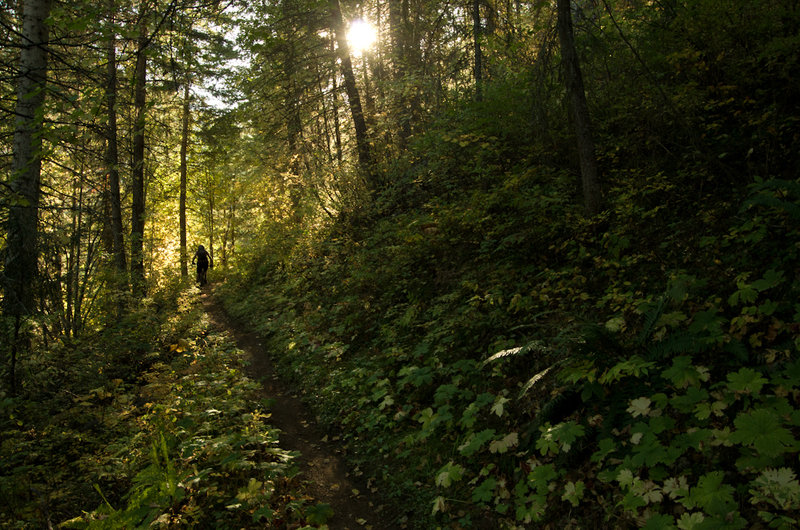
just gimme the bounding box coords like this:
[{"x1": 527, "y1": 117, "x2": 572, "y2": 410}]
[{"x1": 199, "y1": 289, "x2": 401, "y2": 530}]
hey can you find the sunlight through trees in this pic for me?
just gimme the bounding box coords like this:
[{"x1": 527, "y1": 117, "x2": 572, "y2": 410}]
[
  {"x1": 2, "y1": 0, "x2": 800, "y2": 526},
  {"x1": 346, "y1": 18, "x2": 377, "y2": 56}
]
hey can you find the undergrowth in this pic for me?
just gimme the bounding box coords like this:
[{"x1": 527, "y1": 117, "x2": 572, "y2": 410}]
[
  {"x1": 1, "y1": 286, "x2": 329, "y2": 528},
  {"x1": 219, "y1": 161, "x2": 800, "y2": 528}
]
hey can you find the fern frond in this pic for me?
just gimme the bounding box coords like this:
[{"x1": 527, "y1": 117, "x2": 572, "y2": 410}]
[
  {"x1": 483, "y1": 346, "x2": 522, "y2": 364},
  {"x1": 743, "y1": 194, "x2": 800, "y2": 219},
  {"x1": 482, "y1": 339, "x2": 547, "y2": 365},
  {"x1": 743, "y1": 179, "x2": 800, "y2": 218},
  {"x1": 645, "y1": 331, "x2": 704, "y2": 361},
  {"x1": 636, "y1": 296, "x2": 667, "y2": 346},
  {"x1": 519, "y1": 365, "x2": 554, "y2": 397},
  {"x1": 749, "y1": 178, "x2": 800, "y2": 196}
]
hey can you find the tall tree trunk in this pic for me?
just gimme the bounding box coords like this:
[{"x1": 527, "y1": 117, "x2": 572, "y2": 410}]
[
  {"x1": 284, "y1": 41, "x2": 303, "y2": 164},
  {"x1": 3, "y1": 0, "x2": 52, "y2": 395},
  {"x1": 227, "y1": 202, "x2": 235, "y2": 263},
  {"x1": 330, "y1": 35, "x2": 343, "y2": 164},
  {"x1": 105, "y1": 0, "x2": 127, "y2": 284},
  {"x1": 317, "y1": 62, "x2": 335, "y2": 162},
  {"x1": 389, "y1": 0, "x2": 411, "y2": 146},
  {"x1": 207, "y1": 187, "x2": 215, "y2": 269},
  {"x1": 557, "y1": 0, "x2": 602, "y2": 216},
  {"x1": 473, "y1": 0, "x2": 483, "y2": 101},
  {"x1": 65, "y1": 186, "x2": 76, "y2": 338},
  {"x1": 284, "y1": 41, "x2": 304, "y2": 206},
  {"x1": 130, "y1": 14, "x2": 148, "y2": 296},
  {"x1": 71, "y1": 176, "x2": 85, "y2": 338},
  {"x1": 361, "y1": 54, "x2": 377, "y2": 131},
  {"x1": 179, "y1": 80, "x2": 190, "y2": 278},
  {"x1": 330, "y1": 0, "x2": 373, "y2": 185}
]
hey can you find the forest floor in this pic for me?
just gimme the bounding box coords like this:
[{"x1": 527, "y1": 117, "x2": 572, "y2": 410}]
[{"x1": 199, "y1": 288, "x2": 398, "y2": 530}]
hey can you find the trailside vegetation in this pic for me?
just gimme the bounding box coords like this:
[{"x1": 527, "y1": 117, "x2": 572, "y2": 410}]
[
  {"x1": 218, "y1": 0, "x2": 800, "y2": 527},
  {"x1": 1, "y1": 0, "x2": 799, "y2": 527},
  {"x1": 1, "y1": 285, "x2": 331, "y2": 527}
]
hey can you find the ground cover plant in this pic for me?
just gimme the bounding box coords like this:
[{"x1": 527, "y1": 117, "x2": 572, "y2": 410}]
[
  {"x1": 1, "y1": 287, "x2": 329, "y2": 528},
  {"x1": 221, "y1": 167, "x2": 800, "y2": 528},
  {"x1": 3, "y1": 0, "x2": 800, "y2": 528},
  {"x1": 219, "y1": 72, "x2": 800, "y2": 526}
]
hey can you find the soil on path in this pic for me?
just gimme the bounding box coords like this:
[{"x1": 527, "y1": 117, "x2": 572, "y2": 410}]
[{"x1": 199, "y1": 290, "x2": 399, "y2": 530}]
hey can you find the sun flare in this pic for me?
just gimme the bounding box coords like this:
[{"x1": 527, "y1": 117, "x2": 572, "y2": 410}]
[{"x1": 347, "y1": 19, "x2": 377, "y2": 56}]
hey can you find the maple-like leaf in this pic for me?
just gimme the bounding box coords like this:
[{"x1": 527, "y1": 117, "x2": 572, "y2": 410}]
[
  {"x1": 489, "y1": 432, "x2": 519, "y2": 454},
  {"x1": 731, "y1": 408, "x2": 796, "y2": 457},
  {"x1": 627, "y1": 396, "x2": 652, "y2": 417}
]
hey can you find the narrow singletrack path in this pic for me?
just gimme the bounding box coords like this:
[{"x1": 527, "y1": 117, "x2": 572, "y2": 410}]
[{"x1": 199, "y1": 290, "x2": 398, "y2": 530}]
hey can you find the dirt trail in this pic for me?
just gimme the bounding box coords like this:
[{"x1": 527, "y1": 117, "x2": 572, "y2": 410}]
[{"x1": 199, "y1": 291, "x2": 399, "y2": 530}]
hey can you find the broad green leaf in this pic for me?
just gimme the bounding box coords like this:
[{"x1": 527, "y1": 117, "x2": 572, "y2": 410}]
[
  {"x1": 670, "y1": 386, "x2": 709, "y2": 413},
  {"x1": 643, "y1": 513, "x2": 676, "y2": 529},
  {"x1": 561, "y1": 480, "x2": 585, "y2": 507},
  {"x1": 434, "y1": 383, "x2": 458, "y2": 405},
  {"x1": 591, "y1": 437, "x2": 616, "y2": 463},
  {"x1": 491, "y1": 395, "x2": 510, "y2": 417},
  {"x1": 750, "y1": 468, "x2": 800, "y2": 510},
  {"x1": 731, "y1": 408, "x2": 796, "y2": 457},
  {"x1": 472, "y1": 478, "x2": 497, "y2": 503},
  {"x1": 458, "y1": 428, "x2": 496, "y2": 456},
  {"x1": 663, "y1": 476, "x2": 690, "y2": 500},
  {"x1": 536, "y1": 421, "x2": 585, "y2": 455},
  {"x1": 676, "y1": 512, "x2": 705, "y2": 530},
  {"x1": 631, "y1": 432, "x2": 670, "y2": 467},
  {"x1": 605, "y1": 316, "x2": 626, "y2": 332},
  {"x1": 687, "y1": 471, "x2": 736, "y2": 517},
  {"x1": 528, "y1": 464, "x2": 558, "y2": 495},
  {"x1": 663, "y1": 356, "x2": 709, "y2": 389},
  {"x1": 726, "y1": 367, "x2": 767, "y2": 395},
  {"x1": 751, "y1": 269, "x2": 785, "y2": 291},
  {"x1": 489, "y1": 432, "x2": 519, "y2": 454},
  {"x1": 435, "y1": 461, "x2": 465, "y2": 488},
  {"x1": 599, "y1": 356, "x2": 654, "y2": 383},
  {"x1": 616, "y1": 468, "x2": 635, "y2": 488},
  {"x1": 688, "y1": 310, "x2": 727, "y2": 342}
]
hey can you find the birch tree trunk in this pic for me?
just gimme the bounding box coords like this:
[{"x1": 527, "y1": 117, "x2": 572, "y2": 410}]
[{"x1": 3, "y1": 0, "x2": 52, "y2": 395}]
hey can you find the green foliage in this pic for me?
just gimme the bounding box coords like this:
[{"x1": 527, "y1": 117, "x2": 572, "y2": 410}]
[
  {"x1": 1, "y1": 287, "x2": 317, "y2": 529},
  {"x1": 219, "y1": 162, "x2": 800, "y2": 528},
  {"x1": 213, "y1": 1, "x2": 800, "y2": 527}
]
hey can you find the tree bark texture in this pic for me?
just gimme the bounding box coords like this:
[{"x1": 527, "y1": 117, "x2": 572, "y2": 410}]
[
  {"x1": 389, "y1": 0, "x2": 414, "y2": 146},
  {"x1": 473, "y1": 0, "x2": 483, "y2": 101},
  {"x1": 3, "y1": 0, "x2": 52, "y2": 395},
  {"x1": 330, "y1": 35, "x2": 343, "y2": 164},
  {"x1": 557, "y1": 0, "x2": 602, "y2": 216},
  {"x1": 105, "y1": 0, "x2": 127, "y2": 281},
  {"x1": 180, "y1": 80, "x2": 190, "y2": 278},
  {"x1": 130, "y1": 15, "x2": 148, "y2": 295},
  {"x1": 330, "y1": 0, "x2": 373, "y2": 185}
]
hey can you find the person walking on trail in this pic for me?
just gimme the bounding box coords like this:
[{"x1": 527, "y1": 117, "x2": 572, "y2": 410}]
[{"x1": 192, "y1": 245, "x2": 212, "y2": 286}]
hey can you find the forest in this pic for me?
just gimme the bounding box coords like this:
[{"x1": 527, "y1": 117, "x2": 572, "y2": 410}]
[{"x1": 1, "y1": 0, "x2": 800, "y2": 527}]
